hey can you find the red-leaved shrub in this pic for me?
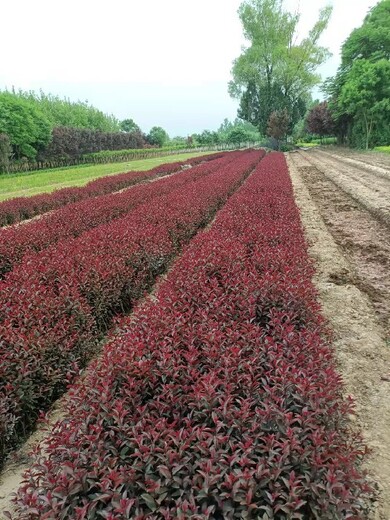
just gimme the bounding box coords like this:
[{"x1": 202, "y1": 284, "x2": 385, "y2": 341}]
[
  {"x1": 0, "y1": 152, "x2": 235, "y2": 277},
  {"x1": 0, "y1": 152, "x2": 223, "y2": 227},
  {"x1": 0, "y1": 150, "x2": 263, "y2": 462},
  {"x1": 12, "y1": 153, "x2": 371, "y2": 519}
]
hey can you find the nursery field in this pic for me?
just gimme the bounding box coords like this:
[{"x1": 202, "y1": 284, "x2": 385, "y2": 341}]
[
  {"x1": 0, "y1": 148, "x2": 389, "y2": 519},
  {"x1": 0, "y1": 151, "x2": 210, "y2": 202}
]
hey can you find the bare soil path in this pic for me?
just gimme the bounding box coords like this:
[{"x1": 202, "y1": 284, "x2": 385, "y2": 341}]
[{"x1": 287, "y1": 151, "x2": 390, "y2": 519}]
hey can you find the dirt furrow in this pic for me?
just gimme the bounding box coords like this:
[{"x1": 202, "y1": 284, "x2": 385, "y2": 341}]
[
  {"x1": 296, "y1": 161, "x2": 390, "y2": 336},
  {"x1": 325, "y1": 147, "x2": 390, "y2": 171},
  {"x1": 298, "y1": 150, "x2": 390, "y2": 227},
  {"x1": 313, "y1": 148, "x2": 390, "y2": 181},
  {"x1": 287, "y1": 152, "x2": 390, "y2": 520},
  {"x1": 304, "y1": 149, "x2": 390, "y2": 195}
]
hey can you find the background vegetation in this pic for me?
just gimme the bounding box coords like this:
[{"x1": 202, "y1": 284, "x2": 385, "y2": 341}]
[
  {"x1": 0, "y1": 87, "x2": 263, "y2": 173},
  {"x1": 229, "y1": 0, "x2": 390, "y2": 150},
  {"x1": 324, "y1": 0, "x2": 390, "y2": 148}
]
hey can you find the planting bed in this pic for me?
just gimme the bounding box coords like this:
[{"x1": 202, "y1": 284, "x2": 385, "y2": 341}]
[
  {"x1": 0, "y1": 152, "x2": 222, "y2": 227},
  {"x1": 0, "y1": 152, "x2": 235, "y2": 277},
  {"x1": 10, "y1": 153, "x2": 371, "y2": 519},
  {"x1": 0, "y1": 149, "x2": 262, "y2": 464}
]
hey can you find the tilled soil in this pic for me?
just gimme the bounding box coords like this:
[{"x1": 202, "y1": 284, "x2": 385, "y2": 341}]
[
  {"x1": 287, "y1": 150, "x2": 390, "y2": 519},
  {"x1": 297, "y1": 149, "x2": 390, "y2": 227},
  {"x1": 314, "y1": 148, "x2": 390, "y2": 181},
  {"x1": 293, "y1": 150, "x2": 390, "y2": 336},
  {"x1": 324, "y1": 146, "x2": 390, "y2": 171}
]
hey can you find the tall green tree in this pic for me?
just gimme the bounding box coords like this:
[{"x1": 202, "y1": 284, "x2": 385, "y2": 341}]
[
  {"x1": 338, "y1": 59, "x2": 390, "y2": 149},
  {"x1": 147, "y1": 126, "x2": 169, "y2": 147},
  {"x1": 0, "y1": 133, "x2": 12, "y2": 172},
  {"x1": 229, "y1": 0, "x2": 332, "y2": 134},
  {"x1": 120, "y1": 118, "x2": 140, "y2": 133},
  {"x1": 0, "y1": 92, "x2": 51, "y2": 159},
  {"x1": 325, "y1": 0, "x2": 390, "y2": 148}
]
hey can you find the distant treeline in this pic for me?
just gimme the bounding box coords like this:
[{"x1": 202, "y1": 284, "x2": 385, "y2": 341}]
[
  {"x1": 0, "y1": 87, "x2": 265, "y2": 173},
  {"x1": 0, "y1": 90, "x2": 149, "y2": 172}
]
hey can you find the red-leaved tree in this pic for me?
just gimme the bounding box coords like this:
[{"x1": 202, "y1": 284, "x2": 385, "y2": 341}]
[
  {"x1": 306, "y1": 101, "x2": 335, "y2": 138},
  {"x1": 267, "y1": 109, "x2": 290, "y2": 149}
]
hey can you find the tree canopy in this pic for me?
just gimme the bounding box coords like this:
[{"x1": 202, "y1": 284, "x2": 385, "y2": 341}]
[
  {"x1": 120, "y1": 118, "x2": 141, "y2": 133},
  {"x1": 324, "y1": 0, "x2": 390, "y2": 148},
  {"x1": 147, "y1": 126, "x2": 170, "y2": 147},
  {"x1": 305, "y1": 101, "x2": 335, "y2": 138},
  {"x1": 0, "y1": 92, "x2": 52, "y2": 159},
  {"x1": 13, "y1": 90, "x2": 120, "y2": 132},
  {"x1": 229, "y1": 0, "x2": 332, "y2": 135}
]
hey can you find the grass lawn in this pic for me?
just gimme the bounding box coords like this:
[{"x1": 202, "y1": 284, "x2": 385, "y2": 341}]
[
  {"x1": 374, "y1": 146, "x2": 390, "y2": 154},
  {"x1": 296, "y1": 142, "x2": 319, "y2": 148},
  {"x1": 0, "y1": 152, "x2": 210, "y2": 202}
]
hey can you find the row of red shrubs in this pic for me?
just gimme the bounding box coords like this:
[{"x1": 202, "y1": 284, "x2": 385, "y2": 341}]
[
  {"x1": 0, "y1": 152, "x2": 223, "y2": 227},
  {"x1": 14, "y1": 153, "x2": 370, "y2": 519},
  {"x1": 0, "y1": 149, "x2": 263, "y2": 463},
  {"x1": 0, "y1": 153, "x2": 236, "y2": 277}
]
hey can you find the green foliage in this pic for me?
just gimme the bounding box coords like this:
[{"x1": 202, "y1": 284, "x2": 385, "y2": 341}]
[
  {"x1": 325, "y1": 0, "x2": 390, "y2": 148},
  {"x1": 229, "y1": 0, "x2": 332, "y2": 134},
  {"x1": 192, "y1": 130, "x2": 220, "y2": 146},
  {"x1": 219, "y1": 118, "x2": 262, "y2": 142},
  {"x1": 338, "y1": 59, "x2": 390, "y2": 148},
  {"x1": 191, "y1": 118, "x2": 262, "y2": 146},
  {"x1": 374, "y1": 145, "x2": 390, "y2": 153},
  {"x1": 169, "y1": 135, "x2": 188, "y2": 146},
  {"x1": 0, "y1": 133, "x2": 12, "y2": 172},
  {"x1": 0, "y1": 92, "x2": 51, "y2": 159},
  {"x1": 13, "y1": 89, "x2": 120, "y2": 132},
  {"x1": 147, "y1": 126, "x2": 170, "y2": 147},
  {"x1": 226, "y1": 127, "x2": 253, "y2": 143},
  {"x1": 341, "y1": 0, "x2": 390, "y2": 64},
  {"x1": 0, "y1": 88, "x2": 122, "y2": 161},
  {"x1": 120, "y1": 118, "x2": 140, "y2": 133},
  {"x1": 296, "y1": 141, "x2": 319, "y2": 147}
]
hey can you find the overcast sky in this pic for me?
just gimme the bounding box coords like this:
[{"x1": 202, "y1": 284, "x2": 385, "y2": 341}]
[{"x1": 0, "y1": 0, "x2": 375, "y2": 135}]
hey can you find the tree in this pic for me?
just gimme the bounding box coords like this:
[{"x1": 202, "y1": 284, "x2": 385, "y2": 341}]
[
  {"x1": 338, "y1": 59, "x2": 390, "y2": 149},
  {"x1": 306, "y1": 101, "x2": 335, "y2": 139},
  {"x1": 229, "y1": 0, "x2": 332, "y2": 135},
  {"x1": 217, "y1": 117, "x2": 262, "y2": 142},
  {"x1": 0, "y1": 133, "x2": 12, "y2": 172},
  {"x1": 324, "y1": 0, "x2": 390, "y2": 148},
  {"x1": 120, "y1": 118, "x2": 140, "y2": 133},
  {"x1": 226, "y1": 127, "x2": 252, "y2": 144},
  {"x1": 267, "y1": 108, "x2": 289, "y2": 148},
  {"x1": 14, "y1": 89, "x2": 120, "y2": 132},
  {"x1": 147, "y1": 126, "x2": 169, "y2": 147},
  {"x1": 0, "y1": 92, "x2": 51, "y2": 159},
  {"x1": 341, "y1": 0, "x2": 390, "y2": 64}
]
